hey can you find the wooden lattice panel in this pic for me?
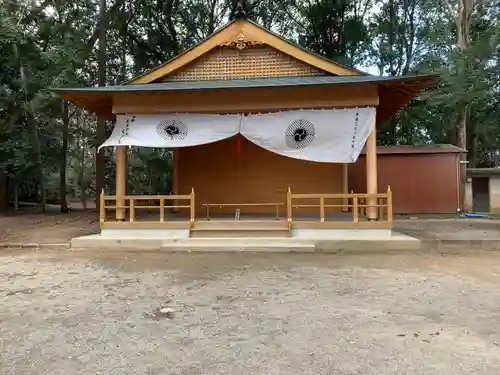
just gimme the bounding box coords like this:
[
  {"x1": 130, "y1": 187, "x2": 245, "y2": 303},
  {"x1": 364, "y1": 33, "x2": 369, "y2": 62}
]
[{"x1": 163, "y1": 45, "x2": 328, "y2": 81}]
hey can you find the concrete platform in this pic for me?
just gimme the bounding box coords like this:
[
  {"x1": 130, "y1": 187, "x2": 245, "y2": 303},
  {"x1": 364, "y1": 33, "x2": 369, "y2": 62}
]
[{"x1": 70, "y1": 232, "x2": 420, "y2": 252}]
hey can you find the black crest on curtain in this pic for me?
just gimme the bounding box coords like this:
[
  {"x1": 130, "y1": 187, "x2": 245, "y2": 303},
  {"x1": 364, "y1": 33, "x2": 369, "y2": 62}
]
[
  {"x1": 156, "y1": 119, "x2": 188, "y2": 140},
  {"x1": 285, "y1": 119, "x2": 316, "y2": 149}
]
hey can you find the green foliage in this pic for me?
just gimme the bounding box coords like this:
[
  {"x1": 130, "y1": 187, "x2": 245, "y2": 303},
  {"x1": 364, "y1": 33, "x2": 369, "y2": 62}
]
[{"x1": 0, "y1": 0, "x2": 499, "y2": 209}]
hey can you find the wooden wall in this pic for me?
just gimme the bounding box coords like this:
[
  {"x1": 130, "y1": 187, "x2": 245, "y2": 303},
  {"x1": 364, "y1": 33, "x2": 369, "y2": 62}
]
[
  {"x1": 349, "y1": 152, "x2": 460, "y2": 214},
  {"x1": 163, "y1": 46, "x2": 327, "y2": 81},
  {"x1": 112, "y1": 84, "x2": 379, "y2": 114},
  {"x1": 177, "y1": 136, "x2": 342, "y2": 217}
]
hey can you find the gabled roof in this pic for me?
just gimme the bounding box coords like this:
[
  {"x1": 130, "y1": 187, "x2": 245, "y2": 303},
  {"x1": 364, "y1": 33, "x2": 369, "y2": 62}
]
[
  {"x1": 55, "y1": 74, "x2": 439, "y2": 121},
  {"x1": 59, "y1": 75, "x2": 436, "y2": 93},
  {"x1": 127, "y1": 19, "x2": 365, "y2": 84}
]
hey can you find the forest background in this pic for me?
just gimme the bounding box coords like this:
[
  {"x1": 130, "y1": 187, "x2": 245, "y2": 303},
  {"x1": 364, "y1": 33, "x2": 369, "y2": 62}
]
[{"x1": 0, "y1": 0, "x2": 498, "y2": 212}]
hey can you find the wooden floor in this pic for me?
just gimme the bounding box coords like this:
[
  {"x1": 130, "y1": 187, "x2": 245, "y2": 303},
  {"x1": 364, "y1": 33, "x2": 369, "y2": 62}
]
[
  {"x1": 105, "y1": 211, "x2": 368, "y2": 222},
  {"x1": 101, "y1": 210, "x2": 392, "y2": 233}
]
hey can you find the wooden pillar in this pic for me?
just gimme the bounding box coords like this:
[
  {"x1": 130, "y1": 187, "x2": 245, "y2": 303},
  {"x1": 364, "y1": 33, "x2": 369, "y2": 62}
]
[
  {"x1": 115, "y1": 146, "x2": 126, "y2": 220},
  {"x1": 172, "y1": 149, "x2": 179, "y2": 213},
  {"x1": 342, "y1": 163, "x2": 349, "y2": 212},
  {"x1": 366, "y1": 122, "x2": 378, "y2": 220}
]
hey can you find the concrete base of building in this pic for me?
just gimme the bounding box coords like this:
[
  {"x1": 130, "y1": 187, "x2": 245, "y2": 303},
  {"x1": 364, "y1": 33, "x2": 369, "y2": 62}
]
[{"x1": 70, "y1": 232, "x2": 420, "y2": 253}]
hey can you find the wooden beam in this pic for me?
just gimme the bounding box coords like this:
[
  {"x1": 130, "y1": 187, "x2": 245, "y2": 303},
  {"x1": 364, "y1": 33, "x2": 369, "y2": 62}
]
[
  {"x1": 101, "y1": 221, "x2": 190, "y2": 229},
  {"x1": 115, "y1": 146, "x2": 127, "y2": 220},
  {"x1": 172, "y1": 149, "x2": 179, "y2": 213},
  {"x1": 112, "y1": 85, "x2": 379, "y2": 114},
  {"x1": 365, "y1": 121, "x2": 378, "y2": 220},
  {"x1": 292, "y1": 221, "x2": 392, "y2": 229},
  {"x1": 342, "y1": 163, "x2": 349, "y2": 212}
]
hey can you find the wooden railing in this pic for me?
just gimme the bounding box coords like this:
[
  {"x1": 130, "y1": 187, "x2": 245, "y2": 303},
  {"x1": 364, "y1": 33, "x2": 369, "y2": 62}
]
[
  {"x1": 100, "y1": 188, "x2": 195, "y2": 226},
  {"x1": 287, "y1": 186, "x2": 393, "y2": 225},
  {"x1": 202, "y1": 202, "x2": 284, "y2": 220},
  {"x1": 99, "y1": 187, "x2": 392, "y2": 228}
]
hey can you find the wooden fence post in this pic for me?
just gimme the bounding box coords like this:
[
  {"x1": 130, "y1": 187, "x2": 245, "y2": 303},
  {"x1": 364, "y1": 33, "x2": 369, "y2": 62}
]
[
  {"x1": 99, "y1": 189, "x2": 105, "y2": 223},
  {"x1": 387, "y1": 186, "x2": 393, "y2": 223},
  {"x1": 287, "y1": 187, "x2": 292, "y2": 231},
  {"x1": 190, "y1": 188, "x2": 195, "y2": 225},
  {"x1": 319, "y1": 197, "x2": 325, "y2": 222},
  {"x1": 129, "y1": 198, "x2": 135, "y2": 222},
  {"x1": 353, "y1": 197, "x2": 359, "y2": 223},
  {"x1": 160, "y1": 198, "x2": 165, "y2": 223}
]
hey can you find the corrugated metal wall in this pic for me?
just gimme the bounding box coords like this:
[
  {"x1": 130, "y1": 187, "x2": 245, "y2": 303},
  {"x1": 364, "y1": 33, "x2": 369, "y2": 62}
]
[{"x1": 349, "y1": 149, "x2": 461, "y2": 214}]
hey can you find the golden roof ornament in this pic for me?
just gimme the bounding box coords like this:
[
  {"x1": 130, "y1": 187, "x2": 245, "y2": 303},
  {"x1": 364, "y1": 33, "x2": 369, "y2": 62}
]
[{"x1": 222, "y1": 33, "x2": 263, "y2": 50}]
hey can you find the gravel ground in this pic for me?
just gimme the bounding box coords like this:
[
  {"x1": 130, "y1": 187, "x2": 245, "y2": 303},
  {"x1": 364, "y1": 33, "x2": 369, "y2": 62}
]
[
  {"x1": 394, "y1": 218, "x2": 500, "y2": 240},
  {"x1": 3, "y1": 209, "x2": 500, "y2": 244},
  {"x1": 1, "y1": 250, "x2": 500, "y2": 374}
]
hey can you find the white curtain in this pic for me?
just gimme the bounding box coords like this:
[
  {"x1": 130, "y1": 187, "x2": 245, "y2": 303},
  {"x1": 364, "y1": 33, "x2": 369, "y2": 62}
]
[
  {"x1": 240, "y1": 108, "x2": 376, "y2": 163},
  {"x1": 98, "y1": 114, "x2": 241, "y2": 150},
  {"x1": 99, "y1": 108, "x2": 375, "y2": 163}
]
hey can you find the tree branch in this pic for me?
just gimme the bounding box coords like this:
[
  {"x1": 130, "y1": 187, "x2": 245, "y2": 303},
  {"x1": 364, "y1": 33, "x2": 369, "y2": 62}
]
[
  {"x1": 87, "y1": 0, "x2": 128, "y2": 47},
  {"x1": 440, "y1": 0, "x2": 457, "y2": 20}
]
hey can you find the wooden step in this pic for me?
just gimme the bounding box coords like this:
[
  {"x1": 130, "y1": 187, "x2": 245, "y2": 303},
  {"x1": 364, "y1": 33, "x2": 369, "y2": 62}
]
[
  {"x1": 193, "y1": 220, "x2": 288, "y2": 229},
  {"x1": 190, "y1": 230, "x2": 290, "y2": 238},
  {"x1": 190, "y1": 220, "x2": 290, "y2": 238}
]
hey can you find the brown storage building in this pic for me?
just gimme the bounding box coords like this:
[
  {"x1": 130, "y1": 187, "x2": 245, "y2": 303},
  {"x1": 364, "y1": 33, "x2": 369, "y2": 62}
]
[{"x1": 349, "y1": 145, "x2": 464, "y2": 214}]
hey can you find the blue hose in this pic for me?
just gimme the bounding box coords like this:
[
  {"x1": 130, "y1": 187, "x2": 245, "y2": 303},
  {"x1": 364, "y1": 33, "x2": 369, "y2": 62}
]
[{"x1": 462, "y1": 213, "x2": 488, "y2": 217}]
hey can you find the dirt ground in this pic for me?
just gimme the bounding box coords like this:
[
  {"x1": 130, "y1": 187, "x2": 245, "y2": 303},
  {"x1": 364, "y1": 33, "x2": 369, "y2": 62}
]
[
  {"x1": 1, "y1": 250, "x2": 500, "y2": 374},
  {"x1": 2, "y1": 208, "x2": 500, "y2": 243},
  {"x1": 0, "y1": 208, "x2": 99, "y2": 243}
]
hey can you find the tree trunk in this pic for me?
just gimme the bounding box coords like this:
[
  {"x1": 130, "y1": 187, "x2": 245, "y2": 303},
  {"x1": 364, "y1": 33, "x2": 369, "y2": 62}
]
[
  {"x1": 467, "y1": 109, "x2": 477, "y2": 167},
  {"x1": 28, "y1": 112, "x2": 46, "y2": 213},
  {"x1": 96, "y1": 0, "x2": 107, "y2": 213},
  {"x1": 80, "y1": 131, "x2": 86, "y2": 209},
  {"x1": 456, "y1": 107, "x2": 468, "y2": 211},
  {"x1": 60, "y1": 100, "x2": 70, "y2": 212},
  {"x1": 0, "y1": 172, "x2": 7, "y2": 213},
  {"x1": 16, "y1": 47, "x2": 46, "y2": 213},
  {"x1": 442, "y1": 0, "x2": 475, "y2": 211},
  {"x1": 13, "y1": 179, "x2": 19, "y2": 211},
  {"x1": 455, "y1": 0, "x2": 473, "y2": 212}
]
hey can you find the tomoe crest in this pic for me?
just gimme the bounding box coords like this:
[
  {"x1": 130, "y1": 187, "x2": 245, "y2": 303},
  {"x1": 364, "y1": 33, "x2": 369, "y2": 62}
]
[
  {"x1": 285, "y1": 119, "x2": 316, "y2": 149},
  {"x1": 156, "y1": 119, "x2": 188, "y2": 140}
]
